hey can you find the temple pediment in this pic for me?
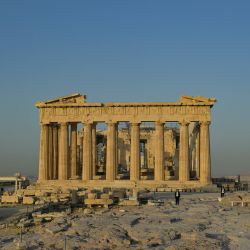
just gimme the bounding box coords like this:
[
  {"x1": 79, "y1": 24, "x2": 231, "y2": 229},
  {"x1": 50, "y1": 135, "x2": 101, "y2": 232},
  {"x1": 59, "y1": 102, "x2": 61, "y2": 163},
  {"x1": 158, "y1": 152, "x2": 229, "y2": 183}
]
[
  {"x1": 36, "y1": 93, "x2": 86, "y2": 107},
  {"x1": 179, "y1": 96, "x2": 216, "y2": 105}
]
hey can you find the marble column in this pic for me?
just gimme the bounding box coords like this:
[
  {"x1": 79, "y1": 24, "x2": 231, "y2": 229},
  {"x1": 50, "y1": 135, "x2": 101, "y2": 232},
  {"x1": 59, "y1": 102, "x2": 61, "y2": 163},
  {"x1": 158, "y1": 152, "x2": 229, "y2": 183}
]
[
  {"x1": 38, "y1": 123, "x2": 49, "y2": 181},
  {"x1": 70, "y1": 123, "x2": 78, "y2": 178},
  {"x1": 130, "y1": 123, "x2": 140, "y2": 181},
  {"x1": 115, "y1": 123, "x2": 118, "y2": 176},
  {"x1": 82, "y1": 123, "x2": 92, "y2": 181},
  {"x1": 58, "y1": 122, "x2": 69, "y2": 180},
  {"x1": 195, "y1": 128, "x2": 200, "y2": 178},
  {"x1": 92, "y1": 123, "x2": 97, "y2": 176},
  {"x1": 52, "y1": 125, "x2": 58, "y2": 180},
  {"x1": 155, "y1": 122, "x2": 164, "y2": 181},
  {"x1": 79, "y1": 134, "x2": 83, "y2": 176},
  {"x1": 179, "y1": 121, "x2": 190, "y2": 182},
  {"x1": 200, "y1": 121, "x2": 211, "y2": 184},
  {"x1": 48, "y1": 125, "x2": 53, "y2": 180},
  {"x1": 106, "y1": 122, "x2": 116, "y2": 181}
]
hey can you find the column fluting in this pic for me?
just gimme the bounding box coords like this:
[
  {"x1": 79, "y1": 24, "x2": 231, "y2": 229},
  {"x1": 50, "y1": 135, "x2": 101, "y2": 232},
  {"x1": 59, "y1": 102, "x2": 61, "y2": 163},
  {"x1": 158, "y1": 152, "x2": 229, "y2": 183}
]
[
  {"x1": 130, "y1": 122, "x2": 140, "y2": 181},
  {"x1": 58, "y1": 122, "x2": 69, "y2": 180},
  {"x1": 106, "y1": 122, "x2": 117, "y2": 181},
  {"x1": 155, "y1": 122, "x2": 164, "y2": 181},
  {"x1": 179, "y1": 121, "x2": 190, "y2": 182},
  {"x1": 82, "y1": 122, "x2": 93, "y2": 181},
  {"x1": 70, "y1": 123, "x2": 78, "y2": 178},
  {"x1": 200, "y1": 121, "x2": 211, "y2": 184},
  {"x1": 52, "y1": 125, "x2": 58, "y2": 180},
  {"x1": 38, "y1": 123, "x2": 49, "y2": 181}
]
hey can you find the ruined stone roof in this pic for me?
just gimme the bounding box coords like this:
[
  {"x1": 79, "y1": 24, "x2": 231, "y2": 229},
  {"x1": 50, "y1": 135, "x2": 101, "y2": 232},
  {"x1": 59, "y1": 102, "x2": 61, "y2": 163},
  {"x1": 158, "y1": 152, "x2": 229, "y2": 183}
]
[{"x1": 36, "y1": 93, "x2": 216, "y2": 108}]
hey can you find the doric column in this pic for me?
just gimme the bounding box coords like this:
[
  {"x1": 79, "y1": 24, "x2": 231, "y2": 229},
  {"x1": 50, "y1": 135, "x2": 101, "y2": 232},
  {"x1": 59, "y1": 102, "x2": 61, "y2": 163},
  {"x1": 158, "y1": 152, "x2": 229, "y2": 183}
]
[
  {"x1": 92, "y1": 123, "x2": 97, "y2": 176},
  {"x1": 200, "y1": 121, "x2": 211, "y2": 184},
  {"x1": 106, "y1": 122, "x2": 117, "y2": 181},
  {"x1": 195, "y1": 128, "x2": 200, "y2": 178},
  {"x1": 58, "y1": 122, "x2": 69, "y2": 180},
  {"x1": 155, "y1": 122, "x2": 164, "y2": 181},
  {"x1": 48, "y1": 125, "x2": 53, "y2": 180},
  {"x1": 38, "y1": 123, "x2": 49, "y2": 181},
  {"x1": 79, "y1": 134, "x2": 83, "y2": 175},
  {"x1": 82, "y1": 122, "x2": 92, "y2": 181},
  {"x1": 130, "y1": 122, "x2": 140, "y2": 181},
  {"x1": 70, "y1": 123, "x2": 78, "y2": 178},
  {"x1": 52, "y1": 125, "x2": 58, "y2": 180},
  {"x1": 179, "y1": 121, "x2": 190, "y2": 182},
  {"x1": 115, "y1": 123, "x2": 118, "y2": 176}
]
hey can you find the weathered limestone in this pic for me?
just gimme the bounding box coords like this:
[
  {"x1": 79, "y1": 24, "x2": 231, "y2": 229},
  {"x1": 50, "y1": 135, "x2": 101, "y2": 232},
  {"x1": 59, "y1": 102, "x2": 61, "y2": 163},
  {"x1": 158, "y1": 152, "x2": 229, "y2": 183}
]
[
  {"x1": 70, "y1": 123, "x2": 78, "y2": 178},
  {"x1": 38, "y1": 124, "x2": 49, "y2": 181},
  {"x1": 106, "y1": 122, "x2": 117, "y2": 181},
  {"x1": 48, "y1": 126, "x2": 53, "y2": 180},
  {"x1": 58, "y1": 123, "x2": 69, "y2": 180},
  {"x1": 155, "y1": 122, "x2": 164, "y2": 181},
  {"x1": 92, "y1": 123, "x2": 97, "y2": 176},
  {"x1": 195, "y1": 127, "x2": 200, "y2": 178},
  {"x1": 82, "y1": 123, "x2": 93, "y2": 181},
  {"x1": 130, "y1": 123, "x2": 140, "y2": 181},
  {"x1": 200, "y1": 121, "x2": 211, "y2": 184},
  {"x1": 36, "y1": 93, "x2": 216, "y2": 189},
  {"x1": 1, "y1": 195, "x2": 20, "y2": 204},
  {"x1": 23, "y1": 196, "x2": 35, "y2": 205},
  {"x1": 52, "y1": 125, "x2": 58, "y2": 179},
  {"x1": 179, "y1": 121, "x2": 189, "y2": 182}
]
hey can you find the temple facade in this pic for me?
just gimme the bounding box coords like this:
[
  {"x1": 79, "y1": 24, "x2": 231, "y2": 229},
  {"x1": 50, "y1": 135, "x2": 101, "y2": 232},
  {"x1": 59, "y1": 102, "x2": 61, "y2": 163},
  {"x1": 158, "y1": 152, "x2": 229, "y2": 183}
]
[{"x1": 36, "y1": 93, "x2": 216, "y2": 189}]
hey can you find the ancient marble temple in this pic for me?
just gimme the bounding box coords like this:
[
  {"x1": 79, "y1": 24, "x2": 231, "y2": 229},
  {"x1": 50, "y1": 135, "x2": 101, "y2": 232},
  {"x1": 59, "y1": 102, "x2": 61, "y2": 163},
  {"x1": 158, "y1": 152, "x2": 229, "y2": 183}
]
[{"x1": 36, "y1": 94, "x2": 216, "y2": 189}]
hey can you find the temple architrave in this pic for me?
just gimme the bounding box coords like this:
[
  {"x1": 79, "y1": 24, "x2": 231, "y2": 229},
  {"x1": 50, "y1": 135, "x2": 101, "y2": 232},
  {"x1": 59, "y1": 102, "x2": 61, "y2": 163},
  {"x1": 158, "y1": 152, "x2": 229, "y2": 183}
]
[{"x1": 36, "y1": 93, "x2": 216, "y2": 189}]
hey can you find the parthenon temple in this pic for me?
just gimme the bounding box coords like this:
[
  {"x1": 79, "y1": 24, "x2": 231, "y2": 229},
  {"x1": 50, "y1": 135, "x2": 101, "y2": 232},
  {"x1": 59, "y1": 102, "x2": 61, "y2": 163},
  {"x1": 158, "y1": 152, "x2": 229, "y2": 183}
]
[{"x1": 36, "y1": 94, "x2": 216, "y2": 189}]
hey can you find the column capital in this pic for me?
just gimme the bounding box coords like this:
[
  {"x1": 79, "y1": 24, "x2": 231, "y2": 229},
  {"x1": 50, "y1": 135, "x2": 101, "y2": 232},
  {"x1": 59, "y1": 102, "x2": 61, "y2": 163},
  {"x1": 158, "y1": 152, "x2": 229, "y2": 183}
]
[
  {"x1": 179, "y1": 120, "x2": 190, "y2": 126},
  {"x1": 82, "y1": 121, "x2": 93, "y2": 126},
  {"x1": 130, "y1": 122, "x2": 141, "y2": 127},
  {"x1": 107, "y1": 121, "x2": 117, "y2": 125},
  {"x1": 60, "y1": 122, "x2": 68, "y2": 126},
  {"x1": 200, "y1": 121, "x2": 211, "y2": 126},
  {"x1": 40, "y1": 122, "x2": 50, "y2": 126},
  {"x1": 155, "y1": 121, "x2": 164, "y2": 127}
]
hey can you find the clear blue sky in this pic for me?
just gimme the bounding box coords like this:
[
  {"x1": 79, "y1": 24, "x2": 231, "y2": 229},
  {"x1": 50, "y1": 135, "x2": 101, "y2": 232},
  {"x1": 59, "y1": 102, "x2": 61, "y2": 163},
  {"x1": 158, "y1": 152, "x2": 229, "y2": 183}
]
[{"x1": 0, "y1": 1, "x2": 249, "y2": 177}]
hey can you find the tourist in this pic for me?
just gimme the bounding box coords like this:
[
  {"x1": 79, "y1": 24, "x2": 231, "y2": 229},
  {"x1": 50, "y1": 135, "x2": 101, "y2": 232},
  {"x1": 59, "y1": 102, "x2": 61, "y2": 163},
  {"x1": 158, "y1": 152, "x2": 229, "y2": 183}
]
[
  {"x1": 221, "y1": 186, "x2": 225, "y2": 198},
  {"x1": 175, "y1": 189, "x2": 180, "y2": 205}
]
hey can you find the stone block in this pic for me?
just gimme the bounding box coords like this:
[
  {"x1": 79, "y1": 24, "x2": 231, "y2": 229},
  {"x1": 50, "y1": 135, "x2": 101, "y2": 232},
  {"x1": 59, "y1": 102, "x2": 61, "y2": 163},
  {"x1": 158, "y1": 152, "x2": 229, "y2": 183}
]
[
  {"x1": 147, "y1": 199, "x2": 164, "y2": 206},
  {"x1": 17, "y1": 219, "x2": 33, "y2": 228},
  {"x1": 23, "y1": 190, "x2": 36, "y2": 196},
  {"x1": 100, "y1": 193, "x2": 112, "y2": 199},
  {"x1": 119, "y1": 199, "x2": 139, "y2": 206},
  {"x1": 1, "y1": 195, "x2": 20, "y2": 204},
  {"x1": 16, "y1": 190, "x2": 25, "y2": 196},
  {"x1": 85, "y1": 198, "x2": 113, "y2": 206},
  {"x1": 87, "y1": 193, "x2": 97, "y2": 199},
  {"x1": 35, "y1": 191, "x2": 47, "y2": 197},
  {"x1": 23, "y1": 196, "x2": 35, "y2": 205}
]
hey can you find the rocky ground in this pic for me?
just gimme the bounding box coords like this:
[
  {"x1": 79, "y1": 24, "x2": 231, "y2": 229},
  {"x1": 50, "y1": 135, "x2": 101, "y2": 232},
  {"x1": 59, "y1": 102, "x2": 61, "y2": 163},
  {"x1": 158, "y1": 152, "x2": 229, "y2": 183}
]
[{"x1": 0, "y1": 192, "x2": 250, "y2": 250}]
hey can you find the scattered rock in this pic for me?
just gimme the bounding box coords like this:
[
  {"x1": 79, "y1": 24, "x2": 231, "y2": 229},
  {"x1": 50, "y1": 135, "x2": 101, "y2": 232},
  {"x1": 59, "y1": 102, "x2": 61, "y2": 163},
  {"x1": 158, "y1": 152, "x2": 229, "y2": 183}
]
[
  {"x1": 167, "y1": 229, "x2": 181, "y2": 240},
  {"x1": 45, "y1": 224, "x2": 69, "y2": 234},
  {"x1": 170, "y1": 217, "x2": 182, "y2": 223},
  {"x1": 83, "y1": 208, "x2": 93, "y2": 215}
]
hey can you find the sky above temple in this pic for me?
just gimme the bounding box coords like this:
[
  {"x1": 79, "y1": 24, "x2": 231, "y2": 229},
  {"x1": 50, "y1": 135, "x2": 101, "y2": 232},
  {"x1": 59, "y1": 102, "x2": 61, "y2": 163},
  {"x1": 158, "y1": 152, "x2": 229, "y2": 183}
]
[{"x1": 0, "y1": 1, "x2": 249, "y2": 177}]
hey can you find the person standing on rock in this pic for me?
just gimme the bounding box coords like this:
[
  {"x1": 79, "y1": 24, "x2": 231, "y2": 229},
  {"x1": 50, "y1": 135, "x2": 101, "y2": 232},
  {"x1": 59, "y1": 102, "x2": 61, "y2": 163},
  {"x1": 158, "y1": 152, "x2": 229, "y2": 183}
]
[{"x1": 175, "y1": 189, "x2": 180, "y2": 205}]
